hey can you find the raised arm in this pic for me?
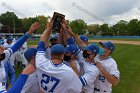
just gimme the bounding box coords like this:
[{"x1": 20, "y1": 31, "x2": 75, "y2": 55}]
[
  {"x1": 0, "y1": 22, "x2": 39, "y2": 62},
  {"x1": 36, "y1": 20, "x2": 53, "y2": 68},
  {"x1": 6, "y1": 64, "x2": 36, "y2": 93},
  {"x1": 37, "y1": 20, "x2": 53, "y2": 51},
  {"x1": 40, "y1": 20, "x2": 53, "y2": 45},
  {"x1": 11, "y1": 22, "x2": 40, "y2": 53},
  {"x1": 61, "y1": 21, "x2": 86, "y2": 48}
]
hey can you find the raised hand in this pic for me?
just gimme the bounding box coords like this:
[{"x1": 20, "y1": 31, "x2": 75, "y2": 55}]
[
  {"x1": 61, "y1": 20, "x2": 68, "y2": 30},
  {"x1": 28, "y1": 22, "x2": 40, "y2": 34},
  {"x1": 46, "y1": 19, "x2": 54, "y2": 31}
]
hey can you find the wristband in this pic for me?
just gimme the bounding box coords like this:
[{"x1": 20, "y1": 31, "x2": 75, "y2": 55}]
[{"x1": 26, "y1": 32, "x2": 32, "y2": 38}]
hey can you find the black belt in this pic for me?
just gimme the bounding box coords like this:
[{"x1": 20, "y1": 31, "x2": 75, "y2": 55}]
[{"x1": 94, "y1": 88, "x2": 107, "y2": 92}]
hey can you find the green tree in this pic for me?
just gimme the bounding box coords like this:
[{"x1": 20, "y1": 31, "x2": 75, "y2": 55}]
[
  {"x1": 127, "y1": 19, "x2": 139, "y2": 36},
  {"x1": 21, "y1": 16, "x2": 48, "y2": 34},
  {"x1": 112, "y1": 20, "x2": 128, "y2": 36},
  {"x1": 136, "y1": 21, "x2": 140, "y2": 35},
  {"x1": 0, "y1": 11, "x2": 22, "y2": 30},
  {"x1": 100, "y1": 24, "x2": 113, "y2": 36},
  {"x1": 36, "y1": 15, "x2": 48, "y2": 33},
  {"x1": 87, "y1": 24, "x2": 100, "y2": 36},
  {"x1": 69, "y1": 19, "x2": 87, "y2": 35},
  {"x1": 21, "y1": 17, "x2": 39, "y2": 33}
]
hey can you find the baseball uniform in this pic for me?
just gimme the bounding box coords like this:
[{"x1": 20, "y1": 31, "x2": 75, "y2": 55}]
[
  {"x1": 79, "y1": 60, "x2": 99, "y2": 93},
  {"x1": 0, "y1": 33, "x2": 33, "y2": 92},
  {"x1": 21, "y1": 71, "x2": 40, "y2": 93},
  {"x1": 36, "y1": 42, "x2": 82, "y2": 93},
  {"x1": 94, "y1": 56, "x2": 120, "y2": 93}
]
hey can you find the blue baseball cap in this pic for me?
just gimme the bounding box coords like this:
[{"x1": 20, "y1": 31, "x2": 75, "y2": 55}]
[
  {"x1": 24, "y1": 48, "x2": 37, "y2": 60},
  {"x1": 51, "y1": 44, "x2": 66, "y2": 53},
  {"x1": 99, "y1": 41, "x2": 115, "y2": 52},
  {"x1": 84, "y1": 43, "x2": 99, "y2": 55},
  {"x1": 66, "y1": 44, "x2": 78, "y2": 54},
  {"x1": 79, "y1": 35, "x2": 88, "y2": 42}
]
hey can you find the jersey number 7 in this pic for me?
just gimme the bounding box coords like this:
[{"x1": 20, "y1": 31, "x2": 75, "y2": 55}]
[{"x1": 41, "y1": 74, "x2": 60, "y2": 92}]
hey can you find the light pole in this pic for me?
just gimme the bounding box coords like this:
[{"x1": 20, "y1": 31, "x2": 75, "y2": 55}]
[{"x1": 12, "y1": 12, "x2": 15, "y2": 34}]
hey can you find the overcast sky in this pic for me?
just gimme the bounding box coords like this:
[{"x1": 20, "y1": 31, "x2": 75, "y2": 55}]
[{"x1": 1, "y1": 0, "x2": 140, "y2": 25}]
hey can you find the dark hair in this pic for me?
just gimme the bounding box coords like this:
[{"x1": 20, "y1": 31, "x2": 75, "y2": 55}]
[
  {"x1": 0, "y1": 53, "x2": 5, "y2": 61},
  {"x1": 26, "y1": 56, "x2": 35, "y2": 63},
  {"x1": 51, "y1": 52, "x2": 64, "y2": 59}
]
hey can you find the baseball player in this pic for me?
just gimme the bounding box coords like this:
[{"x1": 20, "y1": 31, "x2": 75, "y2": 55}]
[
  {"x1": 0, "y1": 22, "x2": 40, "y2": 92},
  {"x1": 64, "y1": 44, "x2": 80, "y2": 76},
  {"x1": 1, "y1": 61, "x2": 36, "y2": 93},
  {"x1": 61, "y1": 21, "x2": 87, "y2": 76},
  {"x1": 35, "y1": 20, "x2": 82, "y2": 93},
  {"x1": 2, "y1": 38, "x2": 13, "y2": 49},
  {"x1": 78, "y1": 44, "x2": 100, "y2": 93},
  {"x1": 17, "y1": 42, "x2": 28, "y2": 68},
  {"x1": 61, "y1": 21, "x2": 100, "y2": 93},
  {"x1": 94, "y1": 41, "x2": 120, "y2": 93},
  {"x1": 20, "y1": 48, "x2": 40, "y2": 93}
]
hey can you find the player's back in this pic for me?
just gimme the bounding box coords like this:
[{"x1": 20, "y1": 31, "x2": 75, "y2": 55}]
[{"x1": 36, "y1": 59, "x2": 82, "y2": 93}]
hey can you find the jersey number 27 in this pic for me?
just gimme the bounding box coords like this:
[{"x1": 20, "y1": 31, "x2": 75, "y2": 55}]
[{"x1": 41, "y1": 74, "x2": 60, "y2": 92}]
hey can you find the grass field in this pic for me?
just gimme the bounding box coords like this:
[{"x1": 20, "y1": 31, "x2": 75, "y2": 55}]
[
  {"x1": 15, "y1": 40, "x2": 140, "y2": 93},
  {"x1": 112, "y1": 44, "x2": 140, "y2": 93}
]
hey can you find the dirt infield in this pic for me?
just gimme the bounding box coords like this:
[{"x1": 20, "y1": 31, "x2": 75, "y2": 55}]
[{"x1": 89, "y1": 40, "x2": 140, "y2": 45}]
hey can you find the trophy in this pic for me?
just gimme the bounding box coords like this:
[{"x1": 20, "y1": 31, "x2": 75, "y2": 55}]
[{"x1": 52, "y1": 12, "x2": 65, "y2": 33}]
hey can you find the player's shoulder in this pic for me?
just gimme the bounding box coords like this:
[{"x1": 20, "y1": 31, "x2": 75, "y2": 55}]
[
  {"x1": 105, "y1": 56, "x2": 117, "y2": 64},
  {"x1": 87, "y1": 63, "x2": 99, "y2": 74},
  {"x1": 36, "y1": 58, "x2": 51, "y2": 68},
  {"x1": 63, "y1": 67, "x2": 80, "y2": 82},
  {"x1": 62, "y1": 64, "x2": 78, "y2": 75}
]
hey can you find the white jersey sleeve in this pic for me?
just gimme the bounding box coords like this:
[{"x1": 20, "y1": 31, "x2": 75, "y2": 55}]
[
  {"x1": 77, "y1": 50, "x2": 85, "y2": 64},
  {"x1": 109, "y1": 59, "x2": 120, "y2": 79},
  {"x1": 80, "y1": 63, "x2": 99, "y2": 93},
  {"x1": 36, "y1": 50, "x2": 46, "y2": 68}
]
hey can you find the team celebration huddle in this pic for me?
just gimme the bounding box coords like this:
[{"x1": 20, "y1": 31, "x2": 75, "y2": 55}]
[{"x1": 0, "y1": 12, "x2": 120, "y2": 93}]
